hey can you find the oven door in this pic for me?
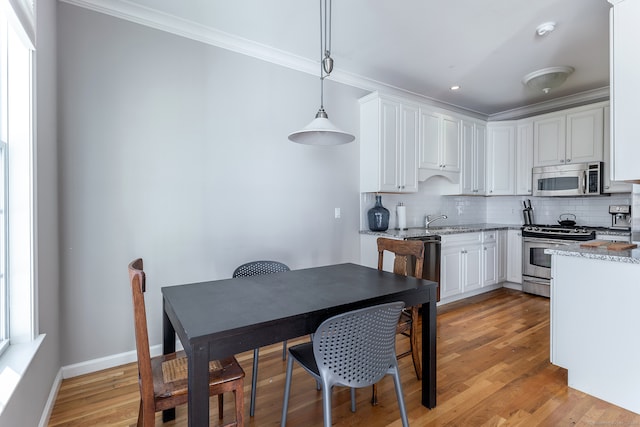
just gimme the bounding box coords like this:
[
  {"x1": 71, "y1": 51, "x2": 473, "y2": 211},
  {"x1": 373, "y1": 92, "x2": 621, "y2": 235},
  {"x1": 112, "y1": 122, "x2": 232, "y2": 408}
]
[{"x1": 522, "y1": 237, "x2": 572, "y2": 279}]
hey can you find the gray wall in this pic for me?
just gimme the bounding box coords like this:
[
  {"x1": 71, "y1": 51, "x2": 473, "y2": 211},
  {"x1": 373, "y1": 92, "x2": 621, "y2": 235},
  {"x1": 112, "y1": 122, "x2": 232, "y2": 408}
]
[
  {"x1": 57, "y1": 3, "x2": 364, "y2": 366},
  {"x1": 0, "y1": 0, "x2": 61, "y2": 425}
]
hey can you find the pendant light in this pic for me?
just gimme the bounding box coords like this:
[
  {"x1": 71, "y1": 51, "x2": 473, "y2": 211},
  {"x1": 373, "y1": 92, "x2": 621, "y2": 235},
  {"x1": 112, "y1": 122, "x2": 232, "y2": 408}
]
[{"x1": 288, "y1": 0, "x2": 355, "y2": 145}]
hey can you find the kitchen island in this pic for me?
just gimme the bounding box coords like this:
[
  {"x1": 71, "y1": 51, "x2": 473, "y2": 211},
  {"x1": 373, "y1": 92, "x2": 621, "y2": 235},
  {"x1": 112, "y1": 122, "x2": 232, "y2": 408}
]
[{"x1": 547, "y1": 243, "x2": 640, "y2": 415}]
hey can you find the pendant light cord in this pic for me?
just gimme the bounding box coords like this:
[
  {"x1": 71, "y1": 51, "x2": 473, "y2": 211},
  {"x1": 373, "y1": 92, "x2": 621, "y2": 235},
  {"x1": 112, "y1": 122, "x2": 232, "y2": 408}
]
[{"x1": 319, "y1": 0, "x2": 333, "y2": 112}]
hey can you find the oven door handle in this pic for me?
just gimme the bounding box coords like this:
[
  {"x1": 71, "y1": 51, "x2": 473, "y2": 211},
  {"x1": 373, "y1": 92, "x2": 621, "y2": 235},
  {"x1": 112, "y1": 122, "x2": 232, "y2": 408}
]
[
  {"x1": 523, "y1": 237, "x2": 573, "y2": 245},
  {"x1": 523, "y1": 276, "x2": 551, "y2": 285}
]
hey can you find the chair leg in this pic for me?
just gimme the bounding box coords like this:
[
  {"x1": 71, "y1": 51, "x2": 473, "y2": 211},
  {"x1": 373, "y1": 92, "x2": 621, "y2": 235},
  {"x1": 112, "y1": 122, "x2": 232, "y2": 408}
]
[
  {"x1": 218, "y1": 394, "x2": 224, "y2": 419},
  {"x1": 321, "y1": 379, "x2": 333, "y2": 427},
  {"x1": 282, "y1": 340, "x2": 287, "y2": 360},
  {"x1": 250, "y1": 348, "x2": 259, "y2": 417},
  {"x1": 350, "y1": 388, "x2": 356, "y2": 412},
  {"x1": 234, "y1": 379, "x2": 244, "y2": 427},
  {"x1": 371, "y1": 384, "x2": 378, "y2": 405},
  {"x1": 410, "y1": 306, "x2": 422, "y2": 380},
  {"x1": 390, "y1": 365, "x2": 409, "y2": 427},
  {"x1": 136, "y1": 400, "x2": 143, "y2": 427},
  {"x1": 280, "y1": 355, "x2": 295, "y2": 427}
]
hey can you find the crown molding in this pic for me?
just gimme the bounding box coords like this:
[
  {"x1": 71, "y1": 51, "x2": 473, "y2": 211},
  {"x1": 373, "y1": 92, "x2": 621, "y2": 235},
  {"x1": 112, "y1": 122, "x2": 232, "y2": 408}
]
[
  {"x1": 59, "y1": 0, "x2": 609, "y2": 121},
  {"x1": 488, "y1": 87, "x2": 610, "y2": 121}
]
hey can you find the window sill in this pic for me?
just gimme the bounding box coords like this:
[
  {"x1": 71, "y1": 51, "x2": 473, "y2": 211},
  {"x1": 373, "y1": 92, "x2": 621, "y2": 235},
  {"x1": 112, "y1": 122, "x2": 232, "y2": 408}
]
[{"x1": 0, "y1": 334, "x2": 45, "y2": 415}]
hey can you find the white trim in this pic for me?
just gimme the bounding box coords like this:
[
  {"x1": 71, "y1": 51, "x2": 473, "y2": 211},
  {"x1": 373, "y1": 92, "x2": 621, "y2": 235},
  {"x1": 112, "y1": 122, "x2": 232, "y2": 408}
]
[
  {"x1": 38, "y1": 368, "x2": 62, "y2": 427},
  {"x1": 61, "y1": 342, "x2": 183, "y2": 379},
  {"x1": 0, "y1": 333, "x2": 44, "y2": 415}
]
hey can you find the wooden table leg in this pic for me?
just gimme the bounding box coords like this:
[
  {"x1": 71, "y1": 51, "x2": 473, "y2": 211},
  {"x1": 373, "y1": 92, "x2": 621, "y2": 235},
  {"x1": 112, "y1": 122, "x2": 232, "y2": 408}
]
[
  {"x1": 422, "y1": 286, "x2": 437, "y2": 408},
  {"x1": 188, "y1": 344, "x2": 210, "y2": 427},
  {"x1": 162, "y1": 299, "x2": 176, "y2": 422}
]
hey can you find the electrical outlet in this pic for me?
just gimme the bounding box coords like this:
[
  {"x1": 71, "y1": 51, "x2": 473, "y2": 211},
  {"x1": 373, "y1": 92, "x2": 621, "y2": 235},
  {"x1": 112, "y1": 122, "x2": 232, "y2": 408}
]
[{"x1": 334, "y1": 208, "x2": 341, "y2": 219}]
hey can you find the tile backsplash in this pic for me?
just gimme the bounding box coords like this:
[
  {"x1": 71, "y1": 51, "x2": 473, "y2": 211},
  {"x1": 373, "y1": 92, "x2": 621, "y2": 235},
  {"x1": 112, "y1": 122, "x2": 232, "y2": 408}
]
[{"x1": 360, "y1": 181, "x2": 633, "y2": 230}]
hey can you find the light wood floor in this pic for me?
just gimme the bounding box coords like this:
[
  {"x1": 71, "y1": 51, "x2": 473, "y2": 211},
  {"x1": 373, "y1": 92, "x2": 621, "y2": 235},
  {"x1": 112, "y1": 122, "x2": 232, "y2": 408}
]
[{"x1": 48, "y1": 288, "x2": 640, "y2": 426}]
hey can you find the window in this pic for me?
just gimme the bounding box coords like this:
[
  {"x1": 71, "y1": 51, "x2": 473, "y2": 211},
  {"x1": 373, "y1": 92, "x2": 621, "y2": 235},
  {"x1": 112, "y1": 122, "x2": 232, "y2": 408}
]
[{"x1": 0, "y1": 0, "x2": 34, "y2": 356}]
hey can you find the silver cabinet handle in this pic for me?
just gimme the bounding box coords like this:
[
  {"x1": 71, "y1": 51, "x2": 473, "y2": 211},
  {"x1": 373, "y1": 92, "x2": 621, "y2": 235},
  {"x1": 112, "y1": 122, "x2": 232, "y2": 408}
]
[{"x1": 566, "y1": 158, "x2": 571, "y2": 163}]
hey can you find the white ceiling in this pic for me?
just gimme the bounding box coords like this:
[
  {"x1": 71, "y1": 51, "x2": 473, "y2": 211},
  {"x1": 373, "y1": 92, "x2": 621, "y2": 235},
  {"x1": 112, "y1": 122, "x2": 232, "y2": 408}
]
[{"x1": 69, "y1": 0, "x2": 612, "y2": 118}]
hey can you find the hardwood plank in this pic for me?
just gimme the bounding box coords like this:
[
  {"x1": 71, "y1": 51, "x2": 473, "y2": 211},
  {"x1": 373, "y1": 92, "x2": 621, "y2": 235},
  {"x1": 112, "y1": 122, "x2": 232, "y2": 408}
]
[{"x1": 48, "y1": 288, "x2": 640, "y2": 426}]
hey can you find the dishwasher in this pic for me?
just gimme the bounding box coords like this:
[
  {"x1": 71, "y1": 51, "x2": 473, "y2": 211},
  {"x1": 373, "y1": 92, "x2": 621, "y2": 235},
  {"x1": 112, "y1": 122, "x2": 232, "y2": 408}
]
[{"x1": 406, "y1": 235, "x2": 441, "y2": 302}]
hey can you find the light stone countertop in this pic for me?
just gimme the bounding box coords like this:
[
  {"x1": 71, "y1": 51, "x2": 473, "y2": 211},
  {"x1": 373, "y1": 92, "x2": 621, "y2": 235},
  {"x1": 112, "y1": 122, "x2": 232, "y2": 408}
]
[
  {"x1": 359, "y1": 223, "x2": 521, "y2": 239},
  {"x1": 545, "y1": 243, "x2": 640, "y2": 264}
]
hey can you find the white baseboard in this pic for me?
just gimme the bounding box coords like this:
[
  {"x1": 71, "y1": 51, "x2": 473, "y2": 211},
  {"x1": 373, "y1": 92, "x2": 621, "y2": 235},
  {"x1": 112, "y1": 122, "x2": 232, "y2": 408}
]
[
  {"x1": 39, "y1": 369, "x2": 62, "y2": 427},
  {"x1": 61, "y1": 341, "x2": 183, "y2": 379}
]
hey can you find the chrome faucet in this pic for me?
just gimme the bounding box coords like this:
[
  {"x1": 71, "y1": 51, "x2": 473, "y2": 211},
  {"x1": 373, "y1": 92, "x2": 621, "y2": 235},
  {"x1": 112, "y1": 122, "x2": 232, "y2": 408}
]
[{"x1": 425, "y1": 214, "x2": 448, "y2": 228}]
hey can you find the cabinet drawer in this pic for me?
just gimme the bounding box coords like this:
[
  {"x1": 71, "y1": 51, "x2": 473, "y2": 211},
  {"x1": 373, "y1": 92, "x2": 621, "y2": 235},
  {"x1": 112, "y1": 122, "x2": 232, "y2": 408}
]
[
  {"x1": 441, "y1": 232, "x2": 482, "y2": 246},
  {"x1": 482, "y1": 231, "x2": 497, "y2": 243}
]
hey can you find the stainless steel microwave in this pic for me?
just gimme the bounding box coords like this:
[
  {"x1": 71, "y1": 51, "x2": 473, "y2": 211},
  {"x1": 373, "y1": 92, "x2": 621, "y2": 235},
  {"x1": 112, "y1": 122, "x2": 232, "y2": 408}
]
[{"x1": 532, "y1": 162, "x2": 603, "y2": 197}]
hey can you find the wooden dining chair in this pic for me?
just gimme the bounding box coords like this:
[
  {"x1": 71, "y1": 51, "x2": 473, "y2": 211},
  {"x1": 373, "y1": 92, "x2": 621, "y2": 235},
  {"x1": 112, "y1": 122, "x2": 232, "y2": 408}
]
[
  {"x1": 232, "y1": 260, "x2": 290, "y2": 417},
  {"x1": 128, "y1": 258, "x2": 245, "y2": 427},
  {"x1": 373, "y1": 237, "x2": 425, "y2": 404}
]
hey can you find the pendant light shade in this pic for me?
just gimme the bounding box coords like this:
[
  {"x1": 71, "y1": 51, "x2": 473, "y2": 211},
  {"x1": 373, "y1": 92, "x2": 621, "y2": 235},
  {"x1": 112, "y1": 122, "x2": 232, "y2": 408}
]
[
  {"x1": 289, "y1": 109, "x2": 355, "y2": 145},
  {"x1": 288, "y1": 0, "x2": 354, "y2": 145}
]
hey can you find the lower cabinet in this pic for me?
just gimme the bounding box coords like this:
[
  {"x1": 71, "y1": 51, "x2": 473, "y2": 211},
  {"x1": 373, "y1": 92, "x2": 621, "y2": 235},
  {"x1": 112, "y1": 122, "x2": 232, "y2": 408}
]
[
  {"x1": 506, "y1": 229, "x2": 522, "y2": 284},
  {"x1": 441, "y1": 233, "x2": 483, "y2": 299}
]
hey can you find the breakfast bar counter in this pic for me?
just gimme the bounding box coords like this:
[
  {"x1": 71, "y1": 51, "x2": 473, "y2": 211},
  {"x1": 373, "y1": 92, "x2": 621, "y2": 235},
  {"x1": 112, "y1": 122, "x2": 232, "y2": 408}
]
[{"x1": 547, "y1": 244, "x2": 640, "y2": 415}]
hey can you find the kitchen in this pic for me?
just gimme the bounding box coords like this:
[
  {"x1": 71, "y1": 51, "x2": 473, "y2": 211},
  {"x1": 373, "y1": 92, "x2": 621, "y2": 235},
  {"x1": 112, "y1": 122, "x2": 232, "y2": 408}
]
[{"x1": 4, "y1": 0, "x2": 640, "y2": 426}]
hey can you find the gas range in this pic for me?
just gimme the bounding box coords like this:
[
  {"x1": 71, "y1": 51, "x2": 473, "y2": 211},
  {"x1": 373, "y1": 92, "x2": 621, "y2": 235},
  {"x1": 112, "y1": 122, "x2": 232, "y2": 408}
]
[{"x1": 521, "y1": 224, "x2": 596, "y2": 241}]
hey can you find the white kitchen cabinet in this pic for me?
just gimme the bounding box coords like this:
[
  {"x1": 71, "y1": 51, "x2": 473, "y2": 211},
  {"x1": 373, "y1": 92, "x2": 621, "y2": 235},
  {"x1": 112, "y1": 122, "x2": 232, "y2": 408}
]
[
  {"x1": 497, "y1": 230, "x2": 507, "y2": 282},
  {"x1": 506, "y1": 230, "x2": 522, "y2": 284},
  {"x1": 482, "y1": 231, "x2": 497, "y2": 286},
  {"x1": 609, "y1": 0, "x2": 640, "y2": 182},
  {"x1": 419, "y1": 108, "x2": 460, "y2": 177},
  {"x1": 533, "y1": 105, "x2": 604, "y2": 167},
  {"x1": 486, "y1": 122, "x2": 516, "y2": 195},
  {"x1": 603, "y1": 105, "x2": 632, "y2": 193},
  {"x1": 516, "y1": 120, "x2": 534, "y2": 195},
  {"x1": 440, "y1": 233, "x2": 482, "y2": 299},
  {"x1": 460, "y1": 120, "x2": 486, "y2": 195},
  {"x1": 360, "y1": 93, "x2": 419, "y2": 193}
]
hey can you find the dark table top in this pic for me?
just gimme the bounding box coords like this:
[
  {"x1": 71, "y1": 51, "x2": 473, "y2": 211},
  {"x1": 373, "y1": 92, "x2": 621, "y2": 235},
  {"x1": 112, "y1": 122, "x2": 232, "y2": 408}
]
[{"x1": 162, "y1": 262, "x2": 435, "y2": 354}]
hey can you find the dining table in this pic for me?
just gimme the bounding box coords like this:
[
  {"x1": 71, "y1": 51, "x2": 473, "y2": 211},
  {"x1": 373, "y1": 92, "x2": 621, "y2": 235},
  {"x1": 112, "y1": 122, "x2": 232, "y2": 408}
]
[{"x1": 162, "y1": 262, "x2": 437, "y2": 426}]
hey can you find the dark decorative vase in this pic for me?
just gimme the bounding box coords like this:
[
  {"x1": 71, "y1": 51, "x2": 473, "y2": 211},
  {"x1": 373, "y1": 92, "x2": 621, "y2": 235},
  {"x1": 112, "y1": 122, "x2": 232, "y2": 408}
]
[{"x1": 368, "y1": 195, "x2": 390, "y2": 231}]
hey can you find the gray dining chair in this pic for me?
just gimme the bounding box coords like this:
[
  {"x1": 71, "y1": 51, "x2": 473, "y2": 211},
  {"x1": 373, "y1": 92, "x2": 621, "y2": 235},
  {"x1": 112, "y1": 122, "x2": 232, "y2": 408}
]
[
  {"x1": 232, "y1": 260, "x2": 290, "y2": 417},
  {"x1": 280, "y1": 301, "x2": 409, "y2": 427}
]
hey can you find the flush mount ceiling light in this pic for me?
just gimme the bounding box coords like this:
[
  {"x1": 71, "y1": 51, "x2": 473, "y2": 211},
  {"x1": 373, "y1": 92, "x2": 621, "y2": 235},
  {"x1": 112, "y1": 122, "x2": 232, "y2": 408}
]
[
  {"x1": 288, "y1": 0, "x2": 355, "y2": 146},
  {"x1": 536, "y1": 22, "x2": 556, "y2": 36},
  {"x1": 522, "y1": 66, "x2": 574, "y2": 94}
]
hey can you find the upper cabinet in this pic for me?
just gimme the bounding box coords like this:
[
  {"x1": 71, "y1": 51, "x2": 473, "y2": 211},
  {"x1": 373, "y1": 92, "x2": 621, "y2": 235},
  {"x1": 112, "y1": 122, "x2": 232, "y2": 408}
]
[
  {"x1": 486, "y1": 122, "x2": 516, "y2": 195},
  {"x1": 516, "y1": 120, "x2": 534, "y2": 195},
  {"x1": 419, "y1": 109, "x2": 461, "y2": 177},
  {"x1": 460, "y1": 120, "x2": 486, "y2": 195},
  {"x1": 609, "y1": 0, "x2": 640, "y2": 182},
  {"x1": 360, "y1": 93, "x2": 419, "y2": 193},
  {"x1": 603, "y1": 105, "x2": 633, "y2": 193},
  {"x1": 533, "y1": 105, "x2": 604, "y2": 167}
]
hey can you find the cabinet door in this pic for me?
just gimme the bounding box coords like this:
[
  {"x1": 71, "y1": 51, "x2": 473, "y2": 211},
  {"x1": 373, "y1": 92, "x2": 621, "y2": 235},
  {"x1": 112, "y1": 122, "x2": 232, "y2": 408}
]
[
  {"x1": 506, "y1": 230, "x2": 522, "y2": 283},
  {"x1": 440, "y1": 245, "x2": 463, "y2": 299},
  {"x1": 534, "y1": 115, "x2": 566, "y2": 166},
  {"x1": 441, "y1": 116, "x2": 460, "y2": 172},
  {"x1": 482, "y1": 242, "x2": 497, "y2": 286},
  {"x1": 566, "y1": 107, "x2": 603, "y2": 164},
  {"x1": 610, "y1": 0, "x2": 640, "y2": 181},
  {"x1": 475, "y1": 124, "x2": 487, "y2": 195},
  {"x1": 379, "y1": 100, "x2": 401, "y2": 192},
  {"x1": 497, "y1": 231, "x2": 507, "y2": 282},
  {"x1": 602, "y1": 105, "x2": 632, "y2": 193},
  {"x1": 516, "y1": 121, "x2": 534, "y2": 195},
  {"x1": 460, "y1": 121, "x2": 474, "y2": 194},
  {"x1": 464, "y1": 245, "x2": 483, "y2": 291},
  {"x1": 419, "y1": 109, "x2": 441, "y2": 170},
  {"x1": 487, "y1": 124, "x2": 516, "y2": 195},
  {"x1": 400, "y1": 104, "x2": 419, "y2": 192}
]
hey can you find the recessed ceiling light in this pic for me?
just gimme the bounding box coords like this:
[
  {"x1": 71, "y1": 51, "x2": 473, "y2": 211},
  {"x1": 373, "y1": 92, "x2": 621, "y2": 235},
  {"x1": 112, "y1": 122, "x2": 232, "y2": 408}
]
[
  {"x1": 536, "y1": 22, "x2": 556, "y2": 36},
  {"x1": 450, "y1": 85, "x2": 460, "y2": 91}
]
